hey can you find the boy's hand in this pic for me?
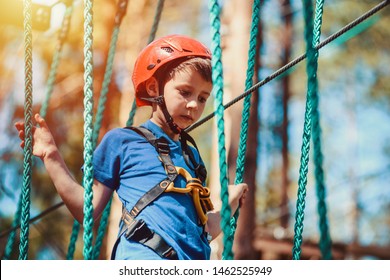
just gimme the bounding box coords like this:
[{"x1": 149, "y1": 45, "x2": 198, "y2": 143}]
[
  {"x1": 228, "y1": 183, "x2": 248, "y2": 212},
  {"x1": 15, "y1": 113, "x2": 57, "y2": 161}
]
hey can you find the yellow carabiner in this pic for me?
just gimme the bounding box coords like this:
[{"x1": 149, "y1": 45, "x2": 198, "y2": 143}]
[{"x1": 164, "y1": 166, "x2": 214, "y2": 225}]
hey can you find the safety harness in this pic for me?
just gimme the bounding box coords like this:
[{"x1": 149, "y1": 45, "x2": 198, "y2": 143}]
[{"x1": 111, "y1": 126, "x2": 213, "y2": 260}]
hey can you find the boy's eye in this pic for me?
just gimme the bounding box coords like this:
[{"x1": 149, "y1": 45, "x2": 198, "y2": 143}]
[
  {"x1": 199, "y1": 97, "x2": 207, "y2": 103},
  {"x1": 179, "y1": 90, "x2": 191, "y2": 97}
]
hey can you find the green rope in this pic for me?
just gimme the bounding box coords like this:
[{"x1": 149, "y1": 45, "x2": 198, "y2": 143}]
[
  {"x1": 89, "y1": 0, "x2": 129, "y2": 260},
  {"x1": 19, "y1": 0, "x2": 33, "y2": 260},
  {"x1": 82, "y1": 0, "x2": 95, "y2": 260},
  {"x1": 223, "y1": 0, "x2": 261, "y2": 260},
  {"x1": 187, "y1": 1, "x2": 390, "y2": 133},
  {"x1": 126, "y1": 0, "x2": 165, "y2": 127},
  {"x1": 92, "y1": 0, "x2": 129, "y2": 147},
  {"x1": 40, "y1": 3, "x2": 74, "y2": 118},
  {"x1": 66, "y1": 221, "x2": 80, "y2": 260},
  {"x1": 292, "y1": 0, "x2": 318, "y2": 260},
  {"x1": 2, "y1": 195, "x2": 23, "y2": 259},
  {"x1": 208, "y1": 0, "x2": 231, "y2": 260},
  {"x1": 311, "y1": 0, "x2": 332, "y2": 260},
  {"x1": 147, "y1": 0, "x2": 165, "y2": 45},
  {"x1": 92, "y1": 198, "x2": 113, "y2": 259}
]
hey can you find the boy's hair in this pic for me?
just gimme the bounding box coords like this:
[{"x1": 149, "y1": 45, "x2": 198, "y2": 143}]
[{"x1": 155, "y1": 57, "x2": 212, "y2": 90}]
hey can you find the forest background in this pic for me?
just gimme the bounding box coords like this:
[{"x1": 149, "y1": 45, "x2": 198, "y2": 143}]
[{"x1": 0, "y1": 0, "x2": 389, "y2": 260}]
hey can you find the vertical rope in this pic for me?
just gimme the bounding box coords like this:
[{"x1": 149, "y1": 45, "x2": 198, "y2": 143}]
[
  {"x1": 126, "y1": 0, "x2": 166, "y2": 127},
  {"x1": 92, "y1": 198, "x2": 113, "y2": 259},
  {"x1": 225, "y1": 0, "x2": 261, "y2": 259},
  {"x1": 92, "y1": 0, "x2": 129, "y2": 147},
  {"x1": 82, "y1": 0, "x2": 95, "y2": 260},
  {"x1": 40, "y1": 3, "x2": 74, "y2": 118},
  {"x1": 147, "y1": 0, "x2": 165, "y2": 44},
  {"x1": 3, "y1": 196, "x2": 23, "y2": 259},
  {"x1": 19, "y1": 0, "x2": 33, "y2": 260},
  {"x1": 311, "y1": 0, "x2": 332, "y2": 260},
  {"x1": 292, "y1": 0, "x2": 318, "y2": 260},
  {"x1": 208, "y1": 0, "x2": 231, "y2": 260},
  {"x1": 90, "y1": 0, "x2": 129, "y2": 259},
  {"x1": 66, "y1": 221, "x2": 80, "y2": 260}
]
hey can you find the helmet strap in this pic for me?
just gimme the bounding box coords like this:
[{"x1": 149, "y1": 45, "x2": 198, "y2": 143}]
[{"x1": 140, "y1": 96, "x2": 182, "y2": 134}]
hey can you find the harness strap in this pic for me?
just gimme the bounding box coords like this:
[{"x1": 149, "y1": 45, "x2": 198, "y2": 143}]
[
  {"x1": 111, "y1": 208, "x2": 178, "y2": 260},
  {"x1": 180, "y1": 131, "x2": 208, "y2": 182},
  {"x1": 110, "y1": 126, "x2": 180, "y2": 259},
  {"x1": 111, "y1": 126, "x2": 210, "y2": 259}
]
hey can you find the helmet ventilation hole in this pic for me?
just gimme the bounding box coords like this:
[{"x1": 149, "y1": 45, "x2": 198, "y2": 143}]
[{"x1": 161, "y1": 47, "x2": 174, "y2": 53}]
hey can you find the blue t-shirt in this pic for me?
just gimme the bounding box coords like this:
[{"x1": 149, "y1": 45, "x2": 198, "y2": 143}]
[{"x1": 93, "y1": 120, "x2": 211, "y2": 260}]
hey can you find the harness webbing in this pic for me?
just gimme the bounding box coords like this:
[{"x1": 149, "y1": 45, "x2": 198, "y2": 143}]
[{"x1": 111, "y1": 126, "x2": 211, "y2": 259}]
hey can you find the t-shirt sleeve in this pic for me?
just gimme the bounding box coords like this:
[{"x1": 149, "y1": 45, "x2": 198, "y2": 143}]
[{"x1": 93, "y1": 129, "x2": 124, "y2": 190}]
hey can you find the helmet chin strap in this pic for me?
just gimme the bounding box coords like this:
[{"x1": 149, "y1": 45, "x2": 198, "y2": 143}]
[{"x1": 140, "y1": 96, "x2": 182, "y2": 134}]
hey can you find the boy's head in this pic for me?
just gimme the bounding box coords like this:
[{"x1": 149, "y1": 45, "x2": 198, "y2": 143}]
[{"x1": 132, "y1": 34, "x2": 212, "y2": 107}]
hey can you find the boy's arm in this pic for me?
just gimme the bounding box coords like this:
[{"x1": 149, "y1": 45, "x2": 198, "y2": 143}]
[
  {"x1": 43, "y1": 146, "x2": 113, "y2": 223},
  {"x1": 205, "y1": 183, "x2": 248, "y2": 240},
  {"x1": 15, "y1": 114, "x2": 113, "y2": 223}
]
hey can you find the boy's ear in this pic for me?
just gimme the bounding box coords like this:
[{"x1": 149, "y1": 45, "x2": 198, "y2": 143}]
[{"x1": 145, "y1": 77, "x2": 159, "y2": 97}]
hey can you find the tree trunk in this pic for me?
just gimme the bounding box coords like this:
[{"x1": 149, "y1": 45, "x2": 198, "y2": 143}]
[{"x1": 279, "y1": 0, "x2": 293, "y2": 230}]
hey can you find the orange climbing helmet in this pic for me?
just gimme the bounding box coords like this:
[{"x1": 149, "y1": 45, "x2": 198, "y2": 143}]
[{"x1": 132, "y1": 34, "x2": 212, "y2": 107}]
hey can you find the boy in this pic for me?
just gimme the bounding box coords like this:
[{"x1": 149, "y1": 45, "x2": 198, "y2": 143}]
[{"x1": 15, "y1": 34, "x2": 248, "y2": 260}]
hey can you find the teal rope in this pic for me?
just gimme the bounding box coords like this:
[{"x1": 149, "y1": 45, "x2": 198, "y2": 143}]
[
  {"x1": 92, "y1": 0, "x2": 129, "y2": 147},
  {"x1": 224, "y1": 0, "x2": 261, "y2": 260},
  {"x1": 208, "y1": 0, "x2": 231, "y2": 260},
  {"x1": 19, "y1": 0, "x2": 33, "y2": 260},
  {"x1": 66, "y1": 221, "x2": 80, "y2": 260},
  {"x1": 292, "y1": 0, "x2": 318, "y2": 260},
  {"x1": 3, "y1": 195, "x2": 23, "y2": 259},
  {"x1": 89, "y1": 0, "x2": 129, "y2": 259},
  {"x1": 82, "y1": 0, "x2": 95, "y2": 260},
  {"x1": 147, "y1": 0, "x2": 165, "y2": 44},
  {"x1": 92, "y1": 198, "x2": 113, "y2": 259},
  {"x1": 40, "y1": 3, "x2": 74, "y2": 118},
  {"x1": 311, "y1": 0, "x2": 332, "y2": 260},
  {"x1": 126, "y1": 0, "x2": 165, "y2": 127}
]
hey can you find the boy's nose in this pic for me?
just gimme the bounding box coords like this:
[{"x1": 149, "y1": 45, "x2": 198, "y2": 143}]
[{"x1": 186, "y1": 100, "x2": 198, "y2": 110}]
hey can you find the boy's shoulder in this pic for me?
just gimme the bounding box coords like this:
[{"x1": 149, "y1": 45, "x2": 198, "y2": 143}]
[{"x1": 102, "y1": 126, "x2": 147, "y2": 143}]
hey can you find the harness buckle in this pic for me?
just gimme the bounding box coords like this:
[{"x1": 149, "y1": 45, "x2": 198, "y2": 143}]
[
  {"x1": 124, "y1": 219, "x2": 153, "y2": 242},
  {"x1": 155, "y1": 138, "x2": 170, "y2": 154}
]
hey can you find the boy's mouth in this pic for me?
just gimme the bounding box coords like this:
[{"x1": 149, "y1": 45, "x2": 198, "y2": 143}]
[{"x1": 181, "y1": 115, "x2": 194, "y2": 122}]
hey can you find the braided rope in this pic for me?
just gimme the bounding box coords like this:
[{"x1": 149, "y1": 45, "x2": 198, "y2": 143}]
[
  {"x1": 126, "y1": 0, "x2": 166, "y2": 127},
  {"x1": 186, "y1": 0, "x2": 390, "y2": 133},
  {"x1": 92, "y1": 198, "x2": 113, "y2": 259},
  {"x1": 40, "y1": 3, "x2": 74, "y2": 118},
  {"x1": 3, "y1": 0, "x2": 387, "y2": 260},
  {"x1": 3, "y1": 196, "x2": 23, "y2": 259},
  {"x1": 208, "y1": 0, "x2": 231, "y2": 260},
  {"x1": 88, "y1": 0, "x2": 130, "y2": 259},
  {"x1": 66, "y1": 221, "x2": 80, "y2": 260},
  {"x1": 223, "y1": 0, "x2": 261, "y2": 260},
  {"x1": 292, "y1": 0, "x2": 319, "y2": 260},
  {"x1": 311, "y1": 0, "x2": 332, "y2": 260},
  {"x1": 18, "y1": 0, "x2": 33, "y2": 260},
  {"x1": 92, "y1": 0, "x2": 129, "y2": 147},
  {"x1": 82, "y1": 0, "x2": 95, "y2": 260}
]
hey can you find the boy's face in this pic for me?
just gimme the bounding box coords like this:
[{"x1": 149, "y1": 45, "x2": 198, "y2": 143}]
[{"x1": 161, "y1": 68, "x2": 212, "y2": 130}]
